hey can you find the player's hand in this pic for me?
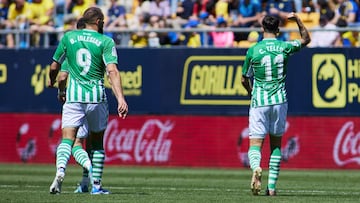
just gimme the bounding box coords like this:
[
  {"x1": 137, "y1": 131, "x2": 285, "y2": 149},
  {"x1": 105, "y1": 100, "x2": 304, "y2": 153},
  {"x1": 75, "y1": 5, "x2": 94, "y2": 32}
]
[
  {"x1": 48, "y1": 79, "x2": 56, "y2": 88},
  {"x1": 117, "y1": 98, "x2": 128, "y2": 119},
  {"x1": 57, "y1": 90, "x2": 66, "y2": 104},
  {"x1": 287, "y1": 12, "x2": 298, "y2": 21}
]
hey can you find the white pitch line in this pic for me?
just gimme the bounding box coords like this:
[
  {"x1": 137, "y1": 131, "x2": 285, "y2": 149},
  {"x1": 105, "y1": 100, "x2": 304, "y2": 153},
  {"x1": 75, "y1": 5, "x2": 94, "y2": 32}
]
[{"x1": 1, "y1": 184, "x2": 360, "y2": 195}]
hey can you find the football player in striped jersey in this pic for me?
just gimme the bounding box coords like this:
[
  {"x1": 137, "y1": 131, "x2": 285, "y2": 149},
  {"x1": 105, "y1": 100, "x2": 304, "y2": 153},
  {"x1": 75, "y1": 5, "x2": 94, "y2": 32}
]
[
  {"x1": 49, "y1": 7, "x2": 128, "y2": 195},
  {"x1": 241, "y1": 12, "x2": 310, "y2": 196}
]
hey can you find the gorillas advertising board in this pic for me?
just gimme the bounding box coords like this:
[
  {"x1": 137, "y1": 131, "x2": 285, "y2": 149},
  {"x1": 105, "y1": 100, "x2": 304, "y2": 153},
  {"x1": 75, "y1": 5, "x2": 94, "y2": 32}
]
[{"x1": 0, "y1": 48, "x2": 359, "y2": 116}]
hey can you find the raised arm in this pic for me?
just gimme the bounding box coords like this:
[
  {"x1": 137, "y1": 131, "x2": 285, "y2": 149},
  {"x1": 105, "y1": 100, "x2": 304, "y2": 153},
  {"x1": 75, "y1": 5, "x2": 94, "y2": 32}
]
[{"x1": 287, "y1": 12, "x2": 311, "y2": 47}]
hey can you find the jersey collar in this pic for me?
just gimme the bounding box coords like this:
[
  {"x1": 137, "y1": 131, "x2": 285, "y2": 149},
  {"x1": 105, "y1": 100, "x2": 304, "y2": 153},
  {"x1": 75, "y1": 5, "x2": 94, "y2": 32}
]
[{"x1": 263, "y1": 38, "x2": 277, "y2": 41}]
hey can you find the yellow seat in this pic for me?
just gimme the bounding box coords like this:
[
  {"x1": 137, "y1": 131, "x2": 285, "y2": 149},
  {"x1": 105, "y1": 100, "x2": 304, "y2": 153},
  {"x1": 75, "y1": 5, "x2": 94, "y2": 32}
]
[{"x1": 126, "y1": 13, "x2": 134, "y2": 20}]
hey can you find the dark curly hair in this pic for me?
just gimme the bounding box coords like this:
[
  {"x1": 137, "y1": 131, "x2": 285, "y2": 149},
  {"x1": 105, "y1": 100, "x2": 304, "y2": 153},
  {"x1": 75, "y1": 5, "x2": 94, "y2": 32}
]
[{"x1": 262, "y1": 15, "x2": 280, "y2": 34}]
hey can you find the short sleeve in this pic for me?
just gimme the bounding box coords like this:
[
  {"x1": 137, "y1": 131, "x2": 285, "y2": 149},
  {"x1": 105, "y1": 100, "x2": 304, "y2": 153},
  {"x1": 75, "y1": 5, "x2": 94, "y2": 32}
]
[{"x1": 102, "y1": 38, "x2": 118, "y2": 65}]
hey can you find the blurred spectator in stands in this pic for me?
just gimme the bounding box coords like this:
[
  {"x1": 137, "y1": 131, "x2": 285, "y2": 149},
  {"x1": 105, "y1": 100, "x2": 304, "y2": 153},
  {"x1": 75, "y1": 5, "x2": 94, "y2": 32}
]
[
  {"x1": 145, "y1": 3, "x2": 186, "y2": 47},
  {"x1": 111, "y1": 21, "x2": 130, "y2": 46},
  {"x1": 193, "y1": 0, "x2": 210, "y2": 17},
  {"x1": 317, "y1": 0, "x2": 335, "y2": 21},
  {"x1": 235, "y1": 0, "x2": 261, "y2": 27},
  {"x1": 128, "y1": 6, "x2": 151, "y2": 30},
  {"x1": 29, "y1": 0, "x2": 56, "y2": 47},
  {"x1": 148, "y1": 15, "x2": 160, "y2": 29},
  {"x1": 197, "y1": 7, "x2": 215, "y2": 26},
  {"x1": 236, "y1": 30, "x2": 259, "y2": 47},
  {"x1": 229, "y1": 0, "x2": 239, "y2": 22},
  {"x1": 194, "y1": 0, "x2": 216, "y2": 18},
  {"x1": 215, "y1": 0, "x2": 230, "y2": 20},
  {"x1": 0, "y1": 0, "x2": 14, "y2": 48},
  {"x1": 169, "y1": 0, "x2": 178, "y2": 18},
  {"x1": 0, "y1": 0, "x2": 9, "y2": 24},
  {"x1": 302, "y1": 0, "x2": 317, "y2": 12},
  {"x1": 7, "y1": 0, "x2": 34, "y2": 48},
  {"x1": 129, "y1": 30, "x2": 148, "y2": 47},
  {"x1": 210, "y1": 16, "x2": 234, "y2": 47},
  {"x1": 177, "y1": 0, "x2": 195, "y2": 20},
  {"x1": 185, "y1": 31, "x2": 202, "y2": 47},
  {"x1": 148, "y1": 31, "x2": 161, "y2": 47},
  {"x1": 330, "y1": 0, "x2": 359, "y2": 46},
  {"x1": 232, "y1": 0, "x2": 261, "y2": 43},
  {"x1": 155, "y1": 16, "x2": 178, "y2": 46},
  {"x1": 30, "y1": 0, "x2": 54, "y2": 26},
  {"x1": 263, "y1": 0, "x2": 295, "y2": 40},
  {"x1": 263, "y1": 0, "x2": 295, "y2": 26},
  {"x1": 106, "y1": 0, "x2": 126, "y2": 29},
  {"x1": 61, "y1": 13, "x2": 78, "y2": 31},
  {"x1": 293, "y1": 0, "x2": 316, "y2": 13},
  {"x1": 173, "y1": 0, "x2": 195, "y2": 28},
  {"x1": 144, "y1": 15, "x2": 164, "y2": 46},
  {"x1": 105, "y1": 0, "x2": 129, "y2": 46},
  {"x1": 54, "y1": 0, "x2": 67, "y2": 27},
  {"x1": 293, "y1": 0, "x2": 303, "y2": 12},
  {"x1": 188, "y1": 11, "x2": 213, "y2": 45},
  {"x1": 149, "y1": 0, "x2": 171, "y2": 19},
  {"x1": 69, "y1": 0, "x2": 95, "y2": 18},
  {"x1": 183, "y1": 16, "x2": 202, "y2": 47},
  {"x1": 128, "y1": 10, "x2": 150, "y2": 48},
  {"x1": 55, "y1": 13, "x2": 77, "y2": 40},
  {"x1": 56, "y1": 13, "x2": 78, "y2": 42},
  {"x1": 133, "y1": 0, "x2": 151, "y2": 17},
  {"x1": 308, "y1": 14, "x2": 340, "y2": 47},
  {"x1": 341, "y1": 30, "x2": 358, "y2": 46},
  {"x1": 167, "y1": 29, "x2": 186, "y2": 46},
  {"x1": 331, "y1": 0, "x2": 359, "y2": 27}
]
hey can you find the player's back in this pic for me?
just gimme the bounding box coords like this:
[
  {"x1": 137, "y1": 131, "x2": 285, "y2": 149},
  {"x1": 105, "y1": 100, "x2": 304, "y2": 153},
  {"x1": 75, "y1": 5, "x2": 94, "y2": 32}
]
[
  {"x1": 60, "y1": 29, "x2": 117, "y2": 103},
  {"x1": 63, "y1": 29, "x2": 114, "y2": 81},
  {"x1": 248, "y1": 38, "x2": 300, "y2": 83},
  {"x1": 246, "y1": 38, "x2": 301, "y2": 107}
]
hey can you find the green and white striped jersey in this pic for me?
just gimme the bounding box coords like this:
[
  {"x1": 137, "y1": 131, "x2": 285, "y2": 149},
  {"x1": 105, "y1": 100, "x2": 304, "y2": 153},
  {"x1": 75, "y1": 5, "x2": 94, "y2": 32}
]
[
  {"x1": 53, "y1": 29, "x2": 118, "y2": 103},
  {"x1": 242, "y1": 38, "x2": 301, "y2": 107}
]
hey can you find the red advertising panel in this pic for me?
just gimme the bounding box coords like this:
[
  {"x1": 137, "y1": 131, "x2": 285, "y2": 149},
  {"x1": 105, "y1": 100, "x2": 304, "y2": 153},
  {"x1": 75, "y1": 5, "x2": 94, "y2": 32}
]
[{"x1": 1, "y1": 114, "x2": 360, "y2": 169}]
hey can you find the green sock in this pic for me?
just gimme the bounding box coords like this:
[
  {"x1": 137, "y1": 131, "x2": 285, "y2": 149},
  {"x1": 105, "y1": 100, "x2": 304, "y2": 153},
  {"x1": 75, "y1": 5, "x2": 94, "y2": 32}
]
[
  {"x1": 56, "y1": 138, "x2": 73, "y2": 170},
  {"x1": 248, "y1": 146, "x2": 261, "y2": 171},
  {"x1": 268, "y1": 147, "x2": 281, "y2": 191},
  {"x1": 91, "y1": 150, "x2": 105, "y2": 184},
  {"x1": 72, "y1": 146, "x2": 91, "y2": 171}
]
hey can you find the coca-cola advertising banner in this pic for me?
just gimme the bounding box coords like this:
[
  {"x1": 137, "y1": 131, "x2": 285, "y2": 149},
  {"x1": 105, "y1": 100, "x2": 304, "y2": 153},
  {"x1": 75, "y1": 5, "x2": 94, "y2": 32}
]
[{"x1": 1, "y1": 113, "x2": 360, "y2": 169}]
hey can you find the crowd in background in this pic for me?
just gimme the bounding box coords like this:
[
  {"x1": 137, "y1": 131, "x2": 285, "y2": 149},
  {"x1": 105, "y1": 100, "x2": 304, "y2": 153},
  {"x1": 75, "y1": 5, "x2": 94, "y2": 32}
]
[{"x1": 0, "y1": 0, "x2": 359, "y2": 48}]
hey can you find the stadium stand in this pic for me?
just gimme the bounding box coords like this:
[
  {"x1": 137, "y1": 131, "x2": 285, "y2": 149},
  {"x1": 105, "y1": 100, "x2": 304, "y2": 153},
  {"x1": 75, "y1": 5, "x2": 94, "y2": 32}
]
[{"x1": 0, "y1": 0, "x2": 359, "y2": 48}]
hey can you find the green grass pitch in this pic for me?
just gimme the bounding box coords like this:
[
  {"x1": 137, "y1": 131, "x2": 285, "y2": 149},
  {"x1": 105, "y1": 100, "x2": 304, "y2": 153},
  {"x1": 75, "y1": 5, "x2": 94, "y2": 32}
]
[{"x1": 0, "y1": 163, "x2": 359, "y2": 203}]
